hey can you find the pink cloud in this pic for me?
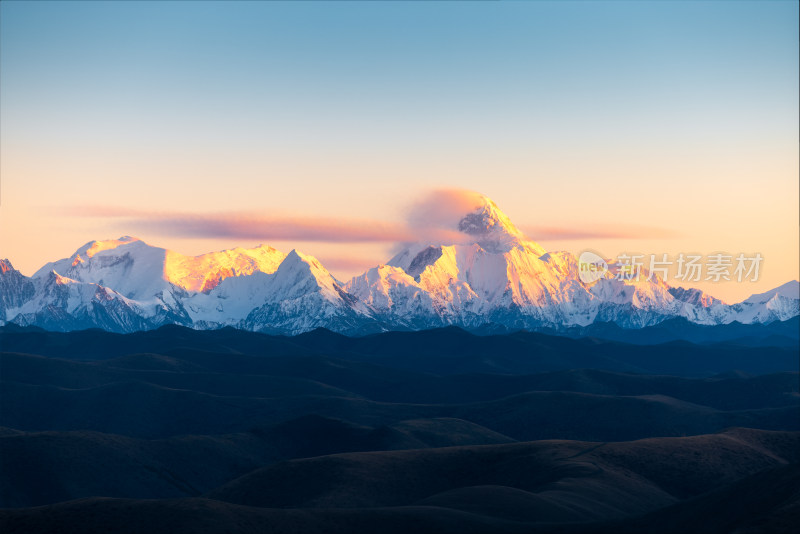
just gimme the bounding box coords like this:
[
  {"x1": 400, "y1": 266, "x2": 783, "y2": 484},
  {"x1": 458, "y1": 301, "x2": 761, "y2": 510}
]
[
  {"x1": 60, "y1": 195, "x2": 679, "y2": 247},
  {"x1": 60, "y1": 206, "x2": 153, "y2": 217},
  {"x1": 525, "y1": 225, "x2": 681, "y2": 240},
  {"x1": 406, "y1": 189, "x2": 485, "y2": 230},
  {"x1": 62, "y1": 206, "x2": 413, "y2": 243},
  {"x1": 403, "y1": 188, "x2": 487, "y2": 244}
]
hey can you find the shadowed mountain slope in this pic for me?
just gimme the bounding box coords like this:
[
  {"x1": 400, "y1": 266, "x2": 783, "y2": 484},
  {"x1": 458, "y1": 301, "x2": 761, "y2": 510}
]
[
  {"x1": 0, "y1": 416, "x2": 513, "y2": 508},
  {"x1": 1, "y1": 326, "x2": 798, "y2": 533},
  {"x1": 208, "y1": 428, "x2": 799, "y2": 516},
  {"x1": 3, "y1": 430, "x2": 796, "y2": 534},
  {"x1": 2, "y1": 323, "x2": 798, "y2": 376},
  {"x1": 3, "y1": 378, "x2": 797, "y2": 440}
]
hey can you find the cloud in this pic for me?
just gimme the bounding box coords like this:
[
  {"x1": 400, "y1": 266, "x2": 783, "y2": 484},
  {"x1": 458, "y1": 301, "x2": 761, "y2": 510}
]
[
  {"x1": 60, "y1": 206, "x2": 153, "y2": 218},
  {"x1": 401, "y1": 189, "x2": 680, "y2": 243},
  {"x1": 60, "y1": 195, "x2": 679, "y2": 247},
  {"x1": 524, "y1": 225, "x2": 681, "y2": 240},
  {"x1": 406, "y1": 189, "x2": 485, "y2": 230},
  {"x1": 62, "y1": 190, "x2": 489, "y2": 246},
  {"x1": 62, "y1": 206, "x2": 413, "y2": 243},
  {"x1": 402, "y1": 188, "x2": 487, "y2": 245}
]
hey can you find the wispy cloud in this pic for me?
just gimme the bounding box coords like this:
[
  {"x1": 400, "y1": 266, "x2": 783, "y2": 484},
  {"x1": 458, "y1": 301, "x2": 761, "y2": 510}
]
[
  {"x1": 524, "y1": 225, "x2": 681, "y2": 240},
  {"x1": 60, "y1": 196, "x2": 679, "y2": 246},
  {"x1": 61, "y1": 206, "x2": 413, "y2": 243},
  {"x1": 406, "y1": 189, "x2": 484, "y2": 230},
  {"x1": 402, "y1": 188, "x2": 488, "y2": 245},
  {"x1": 61, "y1": 206, "x2": 153, "y2": 218},
  {"x1": 402, "y1": 189, "x2": 680, "y2": 242}
]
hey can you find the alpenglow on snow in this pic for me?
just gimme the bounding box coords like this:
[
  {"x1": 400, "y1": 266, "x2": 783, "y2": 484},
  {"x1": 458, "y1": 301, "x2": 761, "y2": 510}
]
[{"x1": 1, "y1": 196, "x2": 798, "y2": 334}]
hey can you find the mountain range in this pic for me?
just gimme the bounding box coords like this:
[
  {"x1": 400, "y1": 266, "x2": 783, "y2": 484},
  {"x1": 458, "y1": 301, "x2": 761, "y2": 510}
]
[{"x1": 1, "y1": 196, "x2": 797, "y2": 335}]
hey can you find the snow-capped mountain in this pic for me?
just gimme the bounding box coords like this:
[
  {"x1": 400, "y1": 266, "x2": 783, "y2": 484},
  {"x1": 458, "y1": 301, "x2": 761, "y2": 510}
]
[
  {"x1": 24, "y1": 237, "x2": 288, "y2": 329},
  {"x1": 0, "y1": 260, "x2": 35, "y2": 313},
  {"x1": 726, "y1": 280, "x2": 800, "y2": 324},
  {"x1": 1, "y1": 239, "x2": 371, "y2": 334},
  {"x1": 347, "y1": 196, "x2": 686, "y2": 330},
  {"x1": 241, "y1": 250, "x2": 370, "y2": 334},
  {"x1": 6, "y1": 270, "x2": 153, "y2": 333},
  {"x1": 668, "y1": 287, "x2": 724, "y2": 307},
  {"x1": 34, "y1": 236, "x2": 286, "y2": 296},
  {"x1": 32, "y1": 237, "x2": 188, "y2": 321},
  {"x1": 1, "y1": 195, "x2": 797, "y2": 335}
]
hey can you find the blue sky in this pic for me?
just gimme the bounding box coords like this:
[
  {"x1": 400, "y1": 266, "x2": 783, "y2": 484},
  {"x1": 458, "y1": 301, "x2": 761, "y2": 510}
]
[
  {"x1": 4, "y1": 1, "x2": 795, "y2": 153},
  {"x1": 1, "y1": 0, "x2": 797, "y2": 301}
]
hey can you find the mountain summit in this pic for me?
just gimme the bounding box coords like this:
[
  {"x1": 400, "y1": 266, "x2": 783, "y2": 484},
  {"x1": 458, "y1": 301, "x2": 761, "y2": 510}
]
[
  {"x1": 1, "y1": 195, "x2": 798, "y2": 334},
  {"x1": 390, "y1": 194, "x2": 546, "y2": 274},
  {"x1": 34, "y1": 237, "x2": 286, "y2": 298},
  {"x1": 455, "y1": 195, "x2": 543, "y2": 254}
]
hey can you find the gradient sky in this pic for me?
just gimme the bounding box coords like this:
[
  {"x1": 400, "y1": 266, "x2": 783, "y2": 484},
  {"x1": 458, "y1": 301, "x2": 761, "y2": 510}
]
[{"x1": 1, "y1": 0, "x2": 797, "y2": 303}]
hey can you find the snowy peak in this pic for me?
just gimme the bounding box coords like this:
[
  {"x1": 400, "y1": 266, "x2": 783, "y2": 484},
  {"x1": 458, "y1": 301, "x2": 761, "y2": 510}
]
[
  {"x1": 34, "y1": 236, "x2": 156, "y2": 278},
  {"x1": 0, "y1": 259, "x2": 36, "y2": 319},
  {"x1": 743, "y1": 280, "x2": 799, "y2": 304},
  {"x1": 279, "y1": 249, "x2": 326, "y2": 278},
  {"x1": 270, "y1": 249, "x2": 345, "y2": 303},
  {"x1": 241, "y1": 249, "x2": 367, "y2": 333},
  {"x1": 457, "y1": 196, "x2": 523, "y2": 240},
  {"x1": 456, "y1": 195, "x2": 546, "y2": 255},
  {"x1": 669, "y1": 287, "x2": 725, "y2": 307},
  {"x1": 0, "y1": 259, "x2": 16, "y2": 274},
  {"x1": 43, "y1": 236, "x2": 144, "y2": 273},
  {"x1": 35, "y1": 237, "x2": 288, "y2": 297},
  {"x1": 164, "y1": 244, "x2": 286, "y2": 292},
  {"x1": 5, "y1": 222, "x2": 800, "y2": 335},
  {"x1": 456, "y1": 196, "x2": 530, "y2": 254},
  {"x1": 34, "y1": 237, "x2": 169, "y2": 301},
  {"x1": 390, "y1": 194, "x2": 546, "y2": 271},
  {"x1": 283, "y1": 249, "x2": 324, "y2": 271},
  {"x1": 79, "y1": 236, "x2": 141, "y2": 259},
  {"x1": 446, "y1": 194, "x2": 546, "y2": 256}
]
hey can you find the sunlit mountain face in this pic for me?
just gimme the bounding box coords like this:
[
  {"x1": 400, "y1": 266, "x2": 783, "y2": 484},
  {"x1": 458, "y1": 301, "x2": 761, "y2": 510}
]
[
  {"x1": 1, "y1": 194, "x2": 797, "y2": 335},
  {"x1": 35, "y1": 236, "x2": 287, "y2": 294}
]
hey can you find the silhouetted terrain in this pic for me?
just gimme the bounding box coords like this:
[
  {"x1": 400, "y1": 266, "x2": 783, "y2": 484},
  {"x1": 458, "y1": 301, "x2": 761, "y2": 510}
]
[
  {"x1": 2, "y1": 322, "x2": 797, "y2": 375},
  {"x1": 0, "y1": 325, "x2": 798, "y2": 532},
  {"x1": 531, "y1": 316, "x2": 800, "y2": 347},
  {"x1": 0, "y1": 416, "x2": 513, "y2": 508}
]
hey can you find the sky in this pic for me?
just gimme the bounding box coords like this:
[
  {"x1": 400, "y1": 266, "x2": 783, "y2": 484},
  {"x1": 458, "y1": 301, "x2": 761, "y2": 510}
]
[{"x1": 1, "y1": 0, "x2": 797, "y2": 303}]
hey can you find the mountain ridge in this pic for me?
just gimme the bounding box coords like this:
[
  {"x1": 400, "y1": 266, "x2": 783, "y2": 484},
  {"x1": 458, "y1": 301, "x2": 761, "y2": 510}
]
[{"x1": 2, "y1": 196, "x2": 798, "y2": 335}]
